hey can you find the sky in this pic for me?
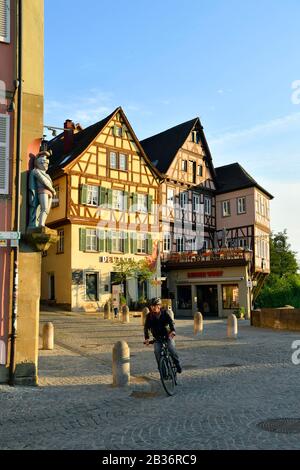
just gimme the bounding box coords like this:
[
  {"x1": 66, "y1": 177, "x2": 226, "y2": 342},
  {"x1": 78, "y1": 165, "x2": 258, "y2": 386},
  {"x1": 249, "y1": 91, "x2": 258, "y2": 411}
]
[{"x1": 45, "y1": 0, "x2": 300, "y2": 257}]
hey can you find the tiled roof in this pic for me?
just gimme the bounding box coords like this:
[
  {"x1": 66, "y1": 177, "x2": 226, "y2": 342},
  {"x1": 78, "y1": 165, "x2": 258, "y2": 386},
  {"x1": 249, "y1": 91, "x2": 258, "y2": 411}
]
[{"x1": 215, "y1": 163, "x2": 273, "y2": 199}]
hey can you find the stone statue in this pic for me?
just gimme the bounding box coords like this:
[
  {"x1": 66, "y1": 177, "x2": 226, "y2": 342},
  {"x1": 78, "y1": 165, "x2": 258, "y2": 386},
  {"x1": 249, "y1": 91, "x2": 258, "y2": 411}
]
[{"x1": 28, "y1": 151, "x2": 56, "y2": 228}]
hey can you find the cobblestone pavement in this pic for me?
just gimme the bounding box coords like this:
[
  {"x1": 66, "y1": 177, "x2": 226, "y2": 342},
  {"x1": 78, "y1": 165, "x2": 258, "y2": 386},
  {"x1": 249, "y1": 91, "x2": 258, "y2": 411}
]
[{"x1": 1, "y1": 308, "x2": 300, "y2": 449}]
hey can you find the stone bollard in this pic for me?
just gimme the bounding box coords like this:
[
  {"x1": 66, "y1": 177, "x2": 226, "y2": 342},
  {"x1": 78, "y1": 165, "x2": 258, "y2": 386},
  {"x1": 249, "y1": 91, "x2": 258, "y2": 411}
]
[
  {"x1": 168, "y1": 306, "x2": 175, "y2": 321},
  {"x1": 104, "y1": 302, "x2": 111, "y2": 320},
  {"x1": 43, "y1": 322, "x2": 54, "y2": 350},
  {"x1": 112, "y1": 341, "x2": 130, "y2": 387},
  {"x1": 194, "y1": 312, "x2": 203, "y2": 335},
  {"x1": 227, "y1": 314, "x2": 238, "y2": 339},
  {"x1": 142, "y1": 307, "x2": 149, "y2": 325},
  {"x1": 122, "y1": 305, "x2": 130, "y2": 323}
]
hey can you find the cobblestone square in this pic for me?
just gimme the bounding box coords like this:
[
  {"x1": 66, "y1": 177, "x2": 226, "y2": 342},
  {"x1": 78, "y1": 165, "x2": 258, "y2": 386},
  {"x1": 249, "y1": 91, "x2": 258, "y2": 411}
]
[{"x1": 1, "y1": 309, "x2": 300, "y2": 450}]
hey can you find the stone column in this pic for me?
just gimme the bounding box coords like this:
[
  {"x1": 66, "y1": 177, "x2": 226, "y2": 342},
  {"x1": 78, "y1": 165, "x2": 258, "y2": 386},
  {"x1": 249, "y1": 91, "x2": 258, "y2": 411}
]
[
  {"x1": 194, "y1": 312, "x2": 203, "y2": 335},
  {"x1": 227, "y1": 314, "x2": 238, "y2": 339},
  {"x1": 42, "y1": 322, "x2": 54, "y2": 350},
  {"x1": 112, "y1": 341, "x2": 130, "y2": 387},
  {"x1": 122, "y1": 305, "x2": 130, "y2": 323},
  {"x1": 142, "y1": 307, "x2": 149, "y2": 326}
]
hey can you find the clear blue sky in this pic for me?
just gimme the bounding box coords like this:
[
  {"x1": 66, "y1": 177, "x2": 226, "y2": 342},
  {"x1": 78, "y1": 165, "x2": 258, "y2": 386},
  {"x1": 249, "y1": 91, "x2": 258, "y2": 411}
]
[{"x1": 45, "y1": 0, "x2": 300, "y2": 256}]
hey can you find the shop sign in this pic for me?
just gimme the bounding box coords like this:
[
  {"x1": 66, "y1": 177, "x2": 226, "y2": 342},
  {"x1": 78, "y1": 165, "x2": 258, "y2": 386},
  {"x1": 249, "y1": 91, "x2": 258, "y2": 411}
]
[
  {"x1": 99, "y1": 256, "x2": 134, "y2": 263},
  {"x1": 187, "y1": 271, "x2": 223, "y2": 279},
  {"x1": 0, "y1": 231, "x2": 21, "y2": 240}
]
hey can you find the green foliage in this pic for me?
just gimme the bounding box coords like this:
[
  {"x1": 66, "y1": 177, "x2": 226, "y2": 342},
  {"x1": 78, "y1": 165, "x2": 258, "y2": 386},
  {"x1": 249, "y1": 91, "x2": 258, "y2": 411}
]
[
  {"x1": 233, "y1": 307, "x2": 245, "y2": 319},
  {"x1": 256, "y1": 230, "x2": 300, "y2": 308},
  {"x1": 112, "y1": 258, "x2": 154, "y2": 302}
]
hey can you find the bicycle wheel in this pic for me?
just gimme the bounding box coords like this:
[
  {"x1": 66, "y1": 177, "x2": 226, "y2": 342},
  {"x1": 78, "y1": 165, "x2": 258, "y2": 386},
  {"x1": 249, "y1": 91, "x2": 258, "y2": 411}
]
[{"x1": 159, "y1": 356, "x2": 176, "y2": 396}]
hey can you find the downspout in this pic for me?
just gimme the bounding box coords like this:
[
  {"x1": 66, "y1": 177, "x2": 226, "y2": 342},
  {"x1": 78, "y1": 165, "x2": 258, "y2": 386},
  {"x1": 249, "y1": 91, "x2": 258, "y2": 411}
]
[{"x1": 9, "y1": 0, "x2": 22, "y2": 386}]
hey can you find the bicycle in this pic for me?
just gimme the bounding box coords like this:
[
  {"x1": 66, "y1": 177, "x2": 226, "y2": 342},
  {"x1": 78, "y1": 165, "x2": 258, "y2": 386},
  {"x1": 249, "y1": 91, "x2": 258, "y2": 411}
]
[{"x1": 145, "y1": 338, "x2": 177, "y2": 396}]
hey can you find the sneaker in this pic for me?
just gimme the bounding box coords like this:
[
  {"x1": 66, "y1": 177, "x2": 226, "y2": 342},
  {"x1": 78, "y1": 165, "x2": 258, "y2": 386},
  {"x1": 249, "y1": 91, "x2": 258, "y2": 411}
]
[{"x1": 176, "y1": 365, "x2": 182, "y2": 374}]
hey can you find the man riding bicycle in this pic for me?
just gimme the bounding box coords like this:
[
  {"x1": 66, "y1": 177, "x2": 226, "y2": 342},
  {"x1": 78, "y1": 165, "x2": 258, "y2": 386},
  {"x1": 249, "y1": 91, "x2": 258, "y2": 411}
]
[{"x1": 144, "y1": 297, "x2": 182, "y2": 374}]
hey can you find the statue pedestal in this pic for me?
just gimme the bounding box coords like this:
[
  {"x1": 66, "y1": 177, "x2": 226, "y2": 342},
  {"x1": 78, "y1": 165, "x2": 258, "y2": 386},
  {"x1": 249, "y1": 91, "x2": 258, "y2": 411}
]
[
  {"x1": 24, "y1": 226, "x2": 58, "y2": 252},
  {"x1": 13, "y1": 226, "x2": 58, "y2": 386}
]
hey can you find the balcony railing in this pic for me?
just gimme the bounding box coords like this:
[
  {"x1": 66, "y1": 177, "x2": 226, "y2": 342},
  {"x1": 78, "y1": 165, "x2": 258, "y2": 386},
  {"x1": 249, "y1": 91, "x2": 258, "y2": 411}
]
[{"x1": 161, "y1": 248, "x2": 253, "y2": 264}]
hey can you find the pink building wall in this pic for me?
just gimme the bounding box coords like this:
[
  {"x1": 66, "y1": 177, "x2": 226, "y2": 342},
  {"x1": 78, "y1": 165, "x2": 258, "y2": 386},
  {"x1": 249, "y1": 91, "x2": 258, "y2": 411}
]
[{"x1": 0, "y1": 0, "x2": 16, "y2": 366}]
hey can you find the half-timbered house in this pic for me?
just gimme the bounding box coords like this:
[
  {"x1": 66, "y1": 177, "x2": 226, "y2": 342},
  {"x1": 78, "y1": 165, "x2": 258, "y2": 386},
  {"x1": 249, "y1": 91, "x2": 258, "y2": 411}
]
[
  {"x1": 41, "y1": 107, "x2": 161, "y2": 311},
  {"x1": 141, "y1": 119, "x2": 273, "y2": 318}
]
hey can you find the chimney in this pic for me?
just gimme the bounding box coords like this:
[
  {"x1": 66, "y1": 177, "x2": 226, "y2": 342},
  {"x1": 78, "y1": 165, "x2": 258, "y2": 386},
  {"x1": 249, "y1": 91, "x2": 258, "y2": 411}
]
[{"x1": 64, "y1": 119, "x2": 75, "y2": 154}]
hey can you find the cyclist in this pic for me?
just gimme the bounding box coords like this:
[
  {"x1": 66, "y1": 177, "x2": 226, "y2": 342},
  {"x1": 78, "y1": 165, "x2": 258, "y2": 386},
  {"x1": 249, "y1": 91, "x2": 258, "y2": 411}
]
[{"x1": 144, "y1": 297, "x2": 182, "y2": 373}]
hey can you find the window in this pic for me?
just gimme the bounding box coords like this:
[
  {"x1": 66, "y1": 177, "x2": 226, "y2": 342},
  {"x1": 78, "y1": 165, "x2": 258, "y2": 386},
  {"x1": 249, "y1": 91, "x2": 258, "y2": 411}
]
[
  {"x1": 198, "y1": 165, "x2": 203, "y2": 177},
  {"x1": 238, "y1": 238, "x2": 248, "y2": 249},
  {"x1": 52, "y1": 185, "x2": 59, "y2": 208},
  {"x1": 119, "y1": 153, "x2": 127, "y2": 171},
  {"x1": 222, "y1": 200, "x2": 231, "y2": 217},
  {"x1": 0, "y1": 114, "x2": 9, "y2": 194},
  {"x1": 111, "y1": 231, "x2": 124, "y2": 252},
  {"x1": 237, "y1": 197, "x2": 246, "y2": 214},
  {"x1": 136, "y1": 194, "x2": 148, "y2": 213},
  {"x1": 193, "y1": 194, "x2": 200, "y2": 212},
  {"x1": 177, "y1": 286, "x2": 192, "y2": 310},
  {"x1": 203, "y1": 239, "x2": 209, "y2": 250},
  {"x1": 112, "y1": 190, "x2": 124, "y2": 210},
  {"x1": 167, "y1": 188, "x2": 174, "y2": 207},
  {"x1": 180, "y1": 192, "x2": 188, "y2": 208},
  {"x1": 222, "y1": 285, "x2": 239, "y2": 309},
  {"x1": 86, "y1": 229, "x2": 97, "y2": 252},
  {"x1": 191, "y1": 130, "x2": 200, "y2": 144},
  {"x1": 85, "y1": 272, "x2": 99, "y2": 301},
  {"x1": 137, "y1": 233, "x2": 147, "y2": 254},
  {"x1": 181, "y1": 160, "x2": 187, "y2": 172},
  {"x1": 57, "y1": 229, "x2": 64, "y2": 254},
  {"x1": 87, "y1": 185, "x2": 99, "y2": 206},
  {"x1": 204, "y1": 197, "x2": 211, "y2": 215},
  {"x1": 176, "y1": 236, "x2": 185, "y2": 252},
  {"x1": 110, "y1": 152, "x2": 117, "y2": 169},
  {"x1": 163, "y1": 233, "x2": 171, "y2": 252},
  {"x1": 112, "y1": 125, "x2": 123, "y2": 137},
  {"x1": 0, "y1": 0, "x2": 10, "y2": 43}
]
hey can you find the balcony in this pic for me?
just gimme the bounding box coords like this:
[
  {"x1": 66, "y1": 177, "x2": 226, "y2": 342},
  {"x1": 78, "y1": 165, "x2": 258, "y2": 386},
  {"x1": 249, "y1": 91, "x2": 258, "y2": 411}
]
[{"x1": 161, "y1": 248, "x2": 253, "y2": 269}]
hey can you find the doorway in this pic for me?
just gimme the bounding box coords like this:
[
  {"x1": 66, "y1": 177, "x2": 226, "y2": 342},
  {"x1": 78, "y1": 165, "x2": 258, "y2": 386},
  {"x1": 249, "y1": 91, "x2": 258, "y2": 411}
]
[
  {"x1": 48, "y1": 273, "x2": 55, "y2": 301},
  {"x1": 196, "y1": 285, "x2": 218, "y2": 317}
]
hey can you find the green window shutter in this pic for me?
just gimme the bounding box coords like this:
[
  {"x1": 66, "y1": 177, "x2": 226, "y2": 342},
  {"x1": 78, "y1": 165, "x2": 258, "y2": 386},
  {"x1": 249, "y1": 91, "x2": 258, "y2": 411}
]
[
  {"x1": 132, "y1": 193, "x2": 138, "y2": 212},
  {"x1": 123, "y1": 232, "x2": 129, "y2": 253},
  {"x1": 97, "y1": 230, "x2": 106, "y2": 252},
  {"x1": 106, "y1": 232, "x2": 112, "y2": 253},
  {"x1": 79, "y1": 228, "x2": 87, "y2": 251},
  {"x1": 80, "y1": 184, "x2": 88, "y2": 204},
  {"x1": 130, "y1": 233, "x2": 137, "y2": 254},
  {"x1": 99, "y1": 187, "x2": 106, "y2": 206},
  {"x1": 148, "y1": 195, "x2": 153, "y2": 213},
  {"x1": 107, "y1": 188, "x2": 113, "y2": 207},
  {"x1": 123, "y1": 191, "x2": 128, "y2": 211},
  {"x1": 147, "y1": 234, "x2": 153, "y2": 254}
]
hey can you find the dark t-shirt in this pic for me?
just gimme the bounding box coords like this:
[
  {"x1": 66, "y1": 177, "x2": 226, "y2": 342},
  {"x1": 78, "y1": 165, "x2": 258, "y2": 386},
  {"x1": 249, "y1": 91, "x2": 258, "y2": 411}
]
[{"x1": 144, "y1": 309, "x2": 175, "y2": 340}]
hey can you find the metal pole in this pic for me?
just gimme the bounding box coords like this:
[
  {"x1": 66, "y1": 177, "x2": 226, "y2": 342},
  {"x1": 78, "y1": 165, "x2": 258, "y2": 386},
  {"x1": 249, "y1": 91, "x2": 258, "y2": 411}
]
[{"x1": 9, "y1": 0, "x2": 22, "y2": 386}]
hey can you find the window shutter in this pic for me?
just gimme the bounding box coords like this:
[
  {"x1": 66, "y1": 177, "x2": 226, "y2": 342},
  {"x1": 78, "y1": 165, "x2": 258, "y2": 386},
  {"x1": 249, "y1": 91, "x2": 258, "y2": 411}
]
[
  {"x1": 99, "y1": 187, "x2": 106, "y2": 206},
  {"x1": 0, "y1": 114, "x2": 9, "y2": 194},
  {"x1": 79, "y1": 228, "x2": 86, "y2": 251},
  {"x1": 131, "y1": 193, "x2": 138, "y2": 211},
  {"x1": 0, "y1": 0, "x2": 10, "y2": 43},
  {"x1": 130, "y1": 233, "x2": 137, "y2": 254},
  {"x1": 106, "y1": 232, "x2": 112, "y2": 253},
  {"x1": 123, "y1": 191, "x2": 128, "y2": 211},
  {"x1": 147, "y1": 195, "x2": 153, "y2": 213},
  {"x1": 80, "y1": 184, "x2": 87, "y2": 204},
  {"x1": 147, "y1": 234, "x2": 153, "y2": 254},
  {"x1": 97, "y1": 230, "x2": 106, "y2": 252},
  {"x1": 123, "y1": 232, "x2": 129, "y2": 253},
  {"x1": 107, "y1": 188, "x2": 113, "y2": 207}
]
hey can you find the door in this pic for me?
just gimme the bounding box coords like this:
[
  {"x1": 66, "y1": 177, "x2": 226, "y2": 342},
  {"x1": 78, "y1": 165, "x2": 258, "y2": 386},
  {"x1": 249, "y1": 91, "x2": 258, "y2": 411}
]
[
  {"x1": 85, "y1": 273, "x2": 99, "y2": 301},
  {"x1": 196, "y1": 285, "x2": 218, "y2": 317},
  {"x1": 49, "y1": 273, "x2": 55, "y2": 301}
]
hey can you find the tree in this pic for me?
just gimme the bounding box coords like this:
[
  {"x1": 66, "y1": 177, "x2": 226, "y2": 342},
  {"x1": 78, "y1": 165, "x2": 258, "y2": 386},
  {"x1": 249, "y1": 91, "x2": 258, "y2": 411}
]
[
  {"x1": 269, "y1": 230, "x2": 298, "y2": 278},
  {"x1": 256, "y1": 230, "x2": 300, "y2": 308},
  {"x1": 112, "y1": 258, "x2": 154, "y2": 304}
]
